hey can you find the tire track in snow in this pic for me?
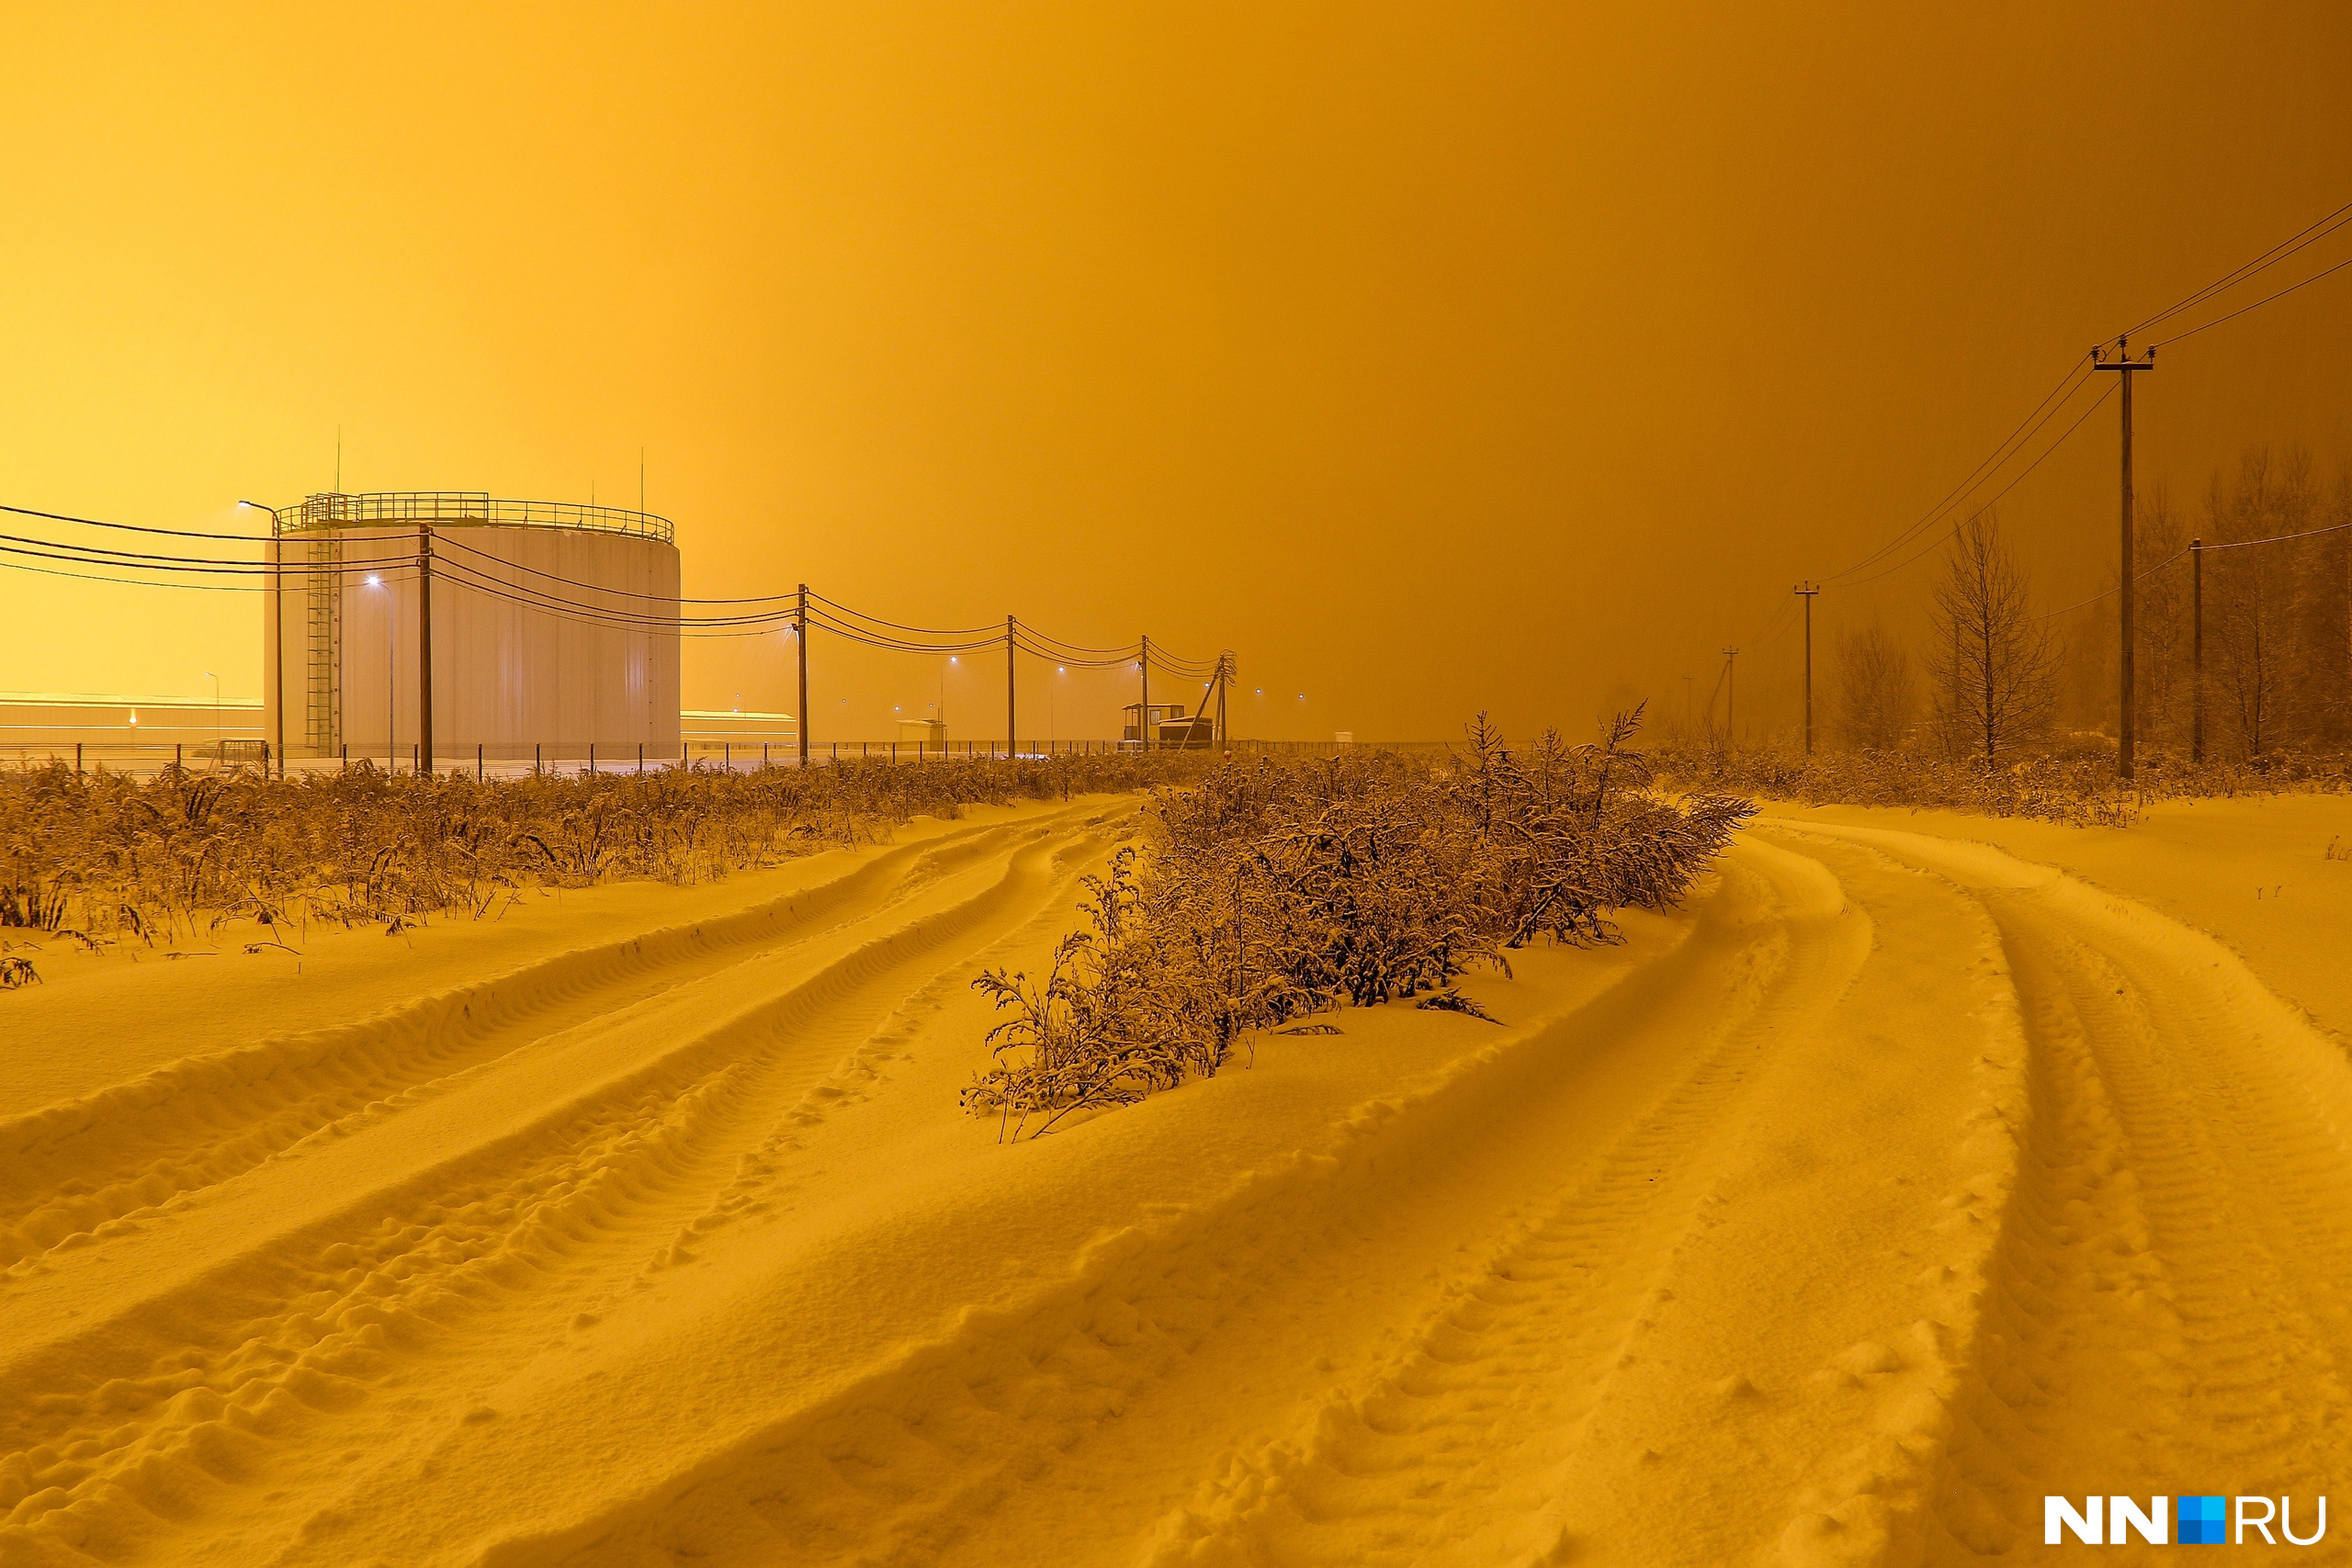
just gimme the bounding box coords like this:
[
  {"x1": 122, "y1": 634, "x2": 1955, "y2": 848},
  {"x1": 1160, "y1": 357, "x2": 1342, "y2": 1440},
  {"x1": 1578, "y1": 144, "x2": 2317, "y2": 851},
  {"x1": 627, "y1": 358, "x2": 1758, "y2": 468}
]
[
  {"x1": 1923, "y1": 876, "x2": 2352, "y2": 1557},
  {"x1": 1131, "y1": 852, "x2": 1860, "y2": 1568},
  {"x1": 1762, "y1": 823, "x2": 2352, "y2": 1559},
  {"x1": 0, "y1": 809, "x2": 1105, "y2": 1275},
  {"x1": 0, "y1": 820, "x2": 1119, "y2": 1567},
  {"x1": 491, "y1": 844, "x2": 1860, "y2": 1568}
]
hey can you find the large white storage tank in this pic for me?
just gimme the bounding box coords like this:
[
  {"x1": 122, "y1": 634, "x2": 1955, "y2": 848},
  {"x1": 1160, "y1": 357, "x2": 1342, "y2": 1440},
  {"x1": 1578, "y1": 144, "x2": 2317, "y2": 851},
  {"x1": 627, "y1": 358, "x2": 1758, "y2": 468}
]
[{"x1": 262, "y1": 492, "x2": 682, "y2": 768}]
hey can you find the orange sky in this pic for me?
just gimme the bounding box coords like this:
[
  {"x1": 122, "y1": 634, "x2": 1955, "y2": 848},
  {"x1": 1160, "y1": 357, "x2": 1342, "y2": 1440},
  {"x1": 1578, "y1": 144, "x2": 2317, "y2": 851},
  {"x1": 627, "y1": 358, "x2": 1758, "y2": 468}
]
[{"x1": 5, "y1": 2, "x2": 2349, "y2": 741}]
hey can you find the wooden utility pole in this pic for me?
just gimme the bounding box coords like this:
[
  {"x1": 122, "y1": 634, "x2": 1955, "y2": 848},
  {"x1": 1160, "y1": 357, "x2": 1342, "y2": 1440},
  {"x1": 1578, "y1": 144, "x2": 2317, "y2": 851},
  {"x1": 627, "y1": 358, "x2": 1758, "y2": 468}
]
[
  {"x1": 2190, "y1": 539, "x2": 2204, "y2": 763},
  {"x1": 1139, "y1": 636, "x2": 1151, "y2": 751},
  {"x1": 2093, "y1": 340, "x2": 2156, "y2": 780},
  {"x1": 1006, "y1": 615, "x2": 1017, "y2": 757},
  {"x1": 796, "y1": 583, "x2": 809, "y2": 766},
  {"x1": 1216, "y1": 652, "x2": 1230, "y2": 748},
  {"x1": 1721, "y1": 648, "x2": 1738, "y2": 748},
  {"x1": 1793, "y1": 582, "x2": 1820, "y2": 756},
  {"x1": 417, "y1": 525, "x2": 435, "y2": 776}
]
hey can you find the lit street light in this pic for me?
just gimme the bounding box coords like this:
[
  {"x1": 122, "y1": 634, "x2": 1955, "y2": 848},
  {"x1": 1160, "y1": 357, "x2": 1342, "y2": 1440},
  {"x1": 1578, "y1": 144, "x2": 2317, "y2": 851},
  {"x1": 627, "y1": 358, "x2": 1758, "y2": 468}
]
[
  {"x1": 368, "y1": 574, "x2": 392, "y2": 772},
  {"x1": 238, "y1": 500, "x2": 284, "y2": 776}
]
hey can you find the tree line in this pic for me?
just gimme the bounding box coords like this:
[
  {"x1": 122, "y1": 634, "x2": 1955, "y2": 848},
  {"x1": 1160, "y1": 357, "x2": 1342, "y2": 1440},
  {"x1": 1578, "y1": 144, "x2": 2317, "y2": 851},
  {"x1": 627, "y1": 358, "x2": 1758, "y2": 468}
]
[{"x1": 1832, "y1": 447, "x2": 2352, "y2": 761}]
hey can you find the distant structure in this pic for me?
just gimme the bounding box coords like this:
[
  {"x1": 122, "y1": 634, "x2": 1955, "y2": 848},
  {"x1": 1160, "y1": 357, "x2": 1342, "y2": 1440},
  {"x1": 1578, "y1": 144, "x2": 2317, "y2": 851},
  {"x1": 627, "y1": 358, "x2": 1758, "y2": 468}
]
[
  {"x1": 1123, "y1": 701, "x2": 1212, "y2": 750},
  {"x1": 263, "y1": 492, "x2": 682, "y2": 766}
]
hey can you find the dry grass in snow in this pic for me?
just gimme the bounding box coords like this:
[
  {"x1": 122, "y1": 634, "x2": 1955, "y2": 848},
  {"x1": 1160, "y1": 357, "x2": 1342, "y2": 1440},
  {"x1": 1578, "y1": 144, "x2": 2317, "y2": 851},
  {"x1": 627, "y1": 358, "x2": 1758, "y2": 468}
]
[
  {"x1": 0, "y1": 751, "x2": 1204, "y2": 970},
  {"x1": 1656, "y1": 740, "x2": 2352, "y2": 829}
]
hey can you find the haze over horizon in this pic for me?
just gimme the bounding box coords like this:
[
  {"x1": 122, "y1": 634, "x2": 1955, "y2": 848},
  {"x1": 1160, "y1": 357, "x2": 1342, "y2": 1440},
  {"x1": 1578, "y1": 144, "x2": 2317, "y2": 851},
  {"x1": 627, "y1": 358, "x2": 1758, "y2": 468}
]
[{"x1": 6, "y1": 2, "x2": 2350, "y2": 742}]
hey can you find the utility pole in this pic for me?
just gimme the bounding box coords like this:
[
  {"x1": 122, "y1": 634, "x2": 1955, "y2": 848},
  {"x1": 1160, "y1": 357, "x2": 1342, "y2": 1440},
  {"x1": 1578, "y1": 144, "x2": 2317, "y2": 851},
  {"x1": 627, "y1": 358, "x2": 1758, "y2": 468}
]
[
  {"x1": 1217, "y1": 652, "x2": 1230, "y2": 748},
  {"x1": 1722, "y1": 648, "x2": 1738, "y2": 749},
  {"x1": 417, "y1": 525, "x2": 435, "y2": 777},
  {"x1": 796, "y1": 583, "x2": 809, "y2": 767},
  {"x1": 1793, "y1": 582, "x2": 1820, "y2": 756},
  {"x1": 2093, "y1": 339, "x2": 2156, "y2": 781},
  {"x1": 1006, "y1": 615, "x2": 1017, "y2": 758},
  {"x1": 1139, "y1": 636, "x2": 1151, "y2": 751},
  {"x1": 2190, "y1": 539, "x2": 2204, "y2": 763}
]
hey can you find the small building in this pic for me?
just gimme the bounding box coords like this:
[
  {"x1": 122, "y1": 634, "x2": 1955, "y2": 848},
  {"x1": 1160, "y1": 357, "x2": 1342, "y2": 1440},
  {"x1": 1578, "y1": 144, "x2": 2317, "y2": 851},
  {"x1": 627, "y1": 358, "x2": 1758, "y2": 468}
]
[
  {"x1": 1122, "y1": 702, "x2": 1214, "y2": 750},
  {"x1": 682, "y1": 707, "x2": 797, "y2": 764},
  {"x1": 896, "y1": 717, "x2": 946, "y2": 752}
]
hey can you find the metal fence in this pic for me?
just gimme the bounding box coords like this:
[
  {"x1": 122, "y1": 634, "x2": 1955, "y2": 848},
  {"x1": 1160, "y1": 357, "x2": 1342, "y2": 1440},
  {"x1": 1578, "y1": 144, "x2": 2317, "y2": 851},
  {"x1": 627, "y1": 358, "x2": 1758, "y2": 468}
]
[
  {"x1": 272, "y1": 491, "x2": 674, "y2": 546},
  {"x1": 4, "y1": 736, "x2": 1454, "y2": 781}
]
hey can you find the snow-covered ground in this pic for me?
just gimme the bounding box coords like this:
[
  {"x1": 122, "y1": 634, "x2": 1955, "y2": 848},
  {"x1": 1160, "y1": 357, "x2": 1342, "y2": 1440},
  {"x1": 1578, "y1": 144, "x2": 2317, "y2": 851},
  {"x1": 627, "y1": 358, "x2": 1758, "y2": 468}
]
[{"x1": 2, "y1": 790, "x2": 2347, "y2": 1564}]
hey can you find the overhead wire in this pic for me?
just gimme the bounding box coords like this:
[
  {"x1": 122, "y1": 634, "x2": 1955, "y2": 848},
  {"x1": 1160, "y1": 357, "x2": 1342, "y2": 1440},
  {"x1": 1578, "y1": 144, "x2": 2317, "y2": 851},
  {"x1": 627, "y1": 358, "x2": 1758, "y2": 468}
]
[
  {"x1": 434, "y1": 534, "x2": 800, "y2": 605},
  {"x1": 6, "y1": 501, "x2": 1213, "y2": 664},
  {"x1": 1824, "y1": 357, "x2": 2095, "y2": 583},
  {"x1": 1840, "y1": 379, "x2": 2119, "y2": 591},
  {"x1": 1807, "y1": 194, "x2": 2352, "y2": 621},
  {"x1": 2148, "y1": 250, "x2": 2352, "y2": 350},
  {"x1": 2030, "y1": 545, "x2": 2190, "y2": 623},
  {"x1": 2119, "y1": 196, "x2": 2352, "y2": 342},
  {"x1": 0, "y1": 501, "x2": 274, "y2": 543}
]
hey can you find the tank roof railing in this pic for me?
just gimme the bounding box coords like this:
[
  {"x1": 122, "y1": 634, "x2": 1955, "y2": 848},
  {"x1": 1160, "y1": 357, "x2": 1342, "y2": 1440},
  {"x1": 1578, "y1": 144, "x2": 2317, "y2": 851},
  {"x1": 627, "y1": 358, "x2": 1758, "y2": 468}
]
[{"x1": 274, "y1": 491, "x2": 673, "y2": 545}]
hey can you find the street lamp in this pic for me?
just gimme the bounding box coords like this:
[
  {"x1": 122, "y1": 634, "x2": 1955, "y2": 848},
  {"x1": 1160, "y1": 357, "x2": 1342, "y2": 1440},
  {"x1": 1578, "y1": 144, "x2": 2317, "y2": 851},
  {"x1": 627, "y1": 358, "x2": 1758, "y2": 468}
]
[
  {"x1": 238, "y1": 501, "x2": 283, "y2": 775},
  {"x1": 368, "y1": 573, "x2": 391, "y2": 772}
]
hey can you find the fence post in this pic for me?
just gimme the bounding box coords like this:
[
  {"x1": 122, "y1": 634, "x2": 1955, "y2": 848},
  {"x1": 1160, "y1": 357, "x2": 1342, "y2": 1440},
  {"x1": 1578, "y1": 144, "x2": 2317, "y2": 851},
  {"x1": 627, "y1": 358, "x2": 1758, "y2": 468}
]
[
  {"x1": 76, "y1": 742, "x2": 83, "y2": 776},
  {"x1": 535, "y1": 742, "x2": 542, "y2": 777},
  {"x1": 590, "y1": 741, "x2": 595, "y2": 775},
  {"x1": 477, "y1": 743, "x2": 484, "y2": 782},
  {"x1": 639, "y1": 742, "x2": 645, "y2": 775},
  {"x1": 175, "y1": 742, "x2": 182, "y2": 771}
]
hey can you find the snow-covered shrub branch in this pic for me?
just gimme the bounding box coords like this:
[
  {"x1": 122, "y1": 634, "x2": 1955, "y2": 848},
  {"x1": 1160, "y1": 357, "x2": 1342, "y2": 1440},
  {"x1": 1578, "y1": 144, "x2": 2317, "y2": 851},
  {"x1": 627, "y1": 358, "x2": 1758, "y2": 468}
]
[{"x1": 965, "y1": 713, "x2": 1754, "y2": 1136}]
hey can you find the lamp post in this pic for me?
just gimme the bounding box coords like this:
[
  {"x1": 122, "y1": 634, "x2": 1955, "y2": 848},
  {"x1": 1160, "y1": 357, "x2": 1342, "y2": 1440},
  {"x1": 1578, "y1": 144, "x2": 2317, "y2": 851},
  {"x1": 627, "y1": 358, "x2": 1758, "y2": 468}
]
[
  {"x1": 238, "y1": 501, "x2": 285, "y2": 776},
  {"x1": 940, "y1": 655, "x2": 958, "y2": 755},
  {"x1": 368, "y1": 573, "x2": 391, "y2": 772},
  {"x1": 1052, "y1": 665, "x2": 1064, "y2": 747}
]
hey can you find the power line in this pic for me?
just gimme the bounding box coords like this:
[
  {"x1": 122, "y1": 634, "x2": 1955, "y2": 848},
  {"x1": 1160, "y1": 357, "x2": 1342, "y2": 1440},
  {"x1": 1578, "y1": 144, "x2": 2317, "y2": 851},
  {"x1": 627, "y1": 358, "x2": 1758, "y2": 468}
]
[
  {"x1": 1821, "y1": 197, "x2": 2352, "y2": 598},
  {"x1": 2032, "y1": 545, "x2": 2189, "y2": 622},
  {"x1": 1825, "y1": 358, "x2": 2095, "y2": 583},
  {"x1": 0, "y1": 501, "x2": 272, "y2": 542},
  {"x1": 2149, "y1": 250, "x2": 2352, "y2": 349},
  {"x1": 6, "y1": 495, "x2": 1221, "y2": 664},
  {"x1": 2199, "y1": 515, "x2": 2352, "y2": 551},
  {"x1": 2120, "y1": 195, "x2": 2352, "y2": 342},
  {"x1": 1840, "y1": 378, "x2": 2118, "y2": 591}
]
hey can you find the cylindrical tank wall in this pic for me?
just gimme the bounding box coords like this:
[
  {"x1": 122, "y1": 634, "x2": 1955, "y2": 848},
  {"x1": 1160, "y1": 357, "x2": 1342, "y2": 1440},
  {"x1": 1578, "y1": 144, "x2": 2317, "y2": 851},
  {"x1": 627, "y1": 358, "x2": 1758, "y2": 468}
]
[{"x1": 268, "y1": 525, "x2": 680, "y2": 760}]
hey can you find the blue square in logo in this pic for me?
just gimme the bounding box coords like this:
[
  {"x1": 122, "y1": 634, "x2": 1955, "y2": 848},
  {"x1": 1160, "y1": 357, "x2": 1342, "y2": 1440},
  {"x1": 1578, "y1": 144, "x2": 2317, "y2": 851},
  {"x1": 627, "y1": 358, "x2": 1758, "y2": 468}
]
[{"x1": 2177, "y1": 1495, "x2": 2227, "y2": 1544}]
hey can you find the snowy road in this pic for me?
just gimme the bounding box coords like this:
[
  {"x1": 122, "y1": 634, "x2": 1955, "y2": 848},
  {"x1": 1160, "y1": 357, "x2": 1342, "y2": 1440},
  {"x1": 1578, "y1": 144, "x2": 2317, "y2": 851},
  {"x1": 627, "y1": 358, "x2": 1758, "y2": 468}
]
[{"x1": 3, "y1": 801, "x2": 2348, "y2": 1564}]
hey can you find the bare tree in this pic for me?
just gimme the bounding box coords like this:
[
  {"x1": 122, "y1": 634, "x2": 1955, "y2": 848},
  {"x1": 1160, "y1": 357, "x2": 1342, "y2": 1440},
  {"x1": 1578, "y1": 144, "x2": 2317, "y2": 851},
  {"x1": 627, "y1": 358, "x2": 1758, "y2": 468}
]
[
  {"x1": 2134, "y1": 480, "x2": 2190, "y2": 747},
  {"x1": 1926, "y1": 507, "x2": 2058, "y2": 761},
  {"x1": 2207, "y1": 449, "x2": 2303, "y2": 756},
  {"x1": 1833, "y1": 618, "x2": 1914, "y2": 750}
]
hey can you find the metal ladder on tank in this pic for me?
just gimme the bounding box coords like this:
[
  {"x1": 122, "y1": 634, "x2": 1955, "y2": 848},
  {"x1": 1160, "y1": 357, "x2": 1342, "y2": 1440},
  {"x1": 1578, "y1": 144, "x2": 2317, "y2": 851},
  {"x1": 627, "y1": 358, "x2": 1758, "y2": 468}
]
[{"x1": 303, "y1": 532, "x2": 341, "y2": 756}]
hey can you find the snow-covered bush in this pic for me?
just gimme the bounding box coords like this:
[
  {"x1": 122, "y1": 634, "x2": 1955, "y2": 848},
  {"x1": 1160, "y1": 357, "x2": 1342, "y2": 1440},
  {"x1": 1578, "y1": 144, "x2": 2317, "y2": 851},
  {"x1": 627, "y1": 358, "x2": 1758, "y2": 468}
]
[{"x1": 964, "y1": 714, "x2": 1752, "y2": 1135}]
